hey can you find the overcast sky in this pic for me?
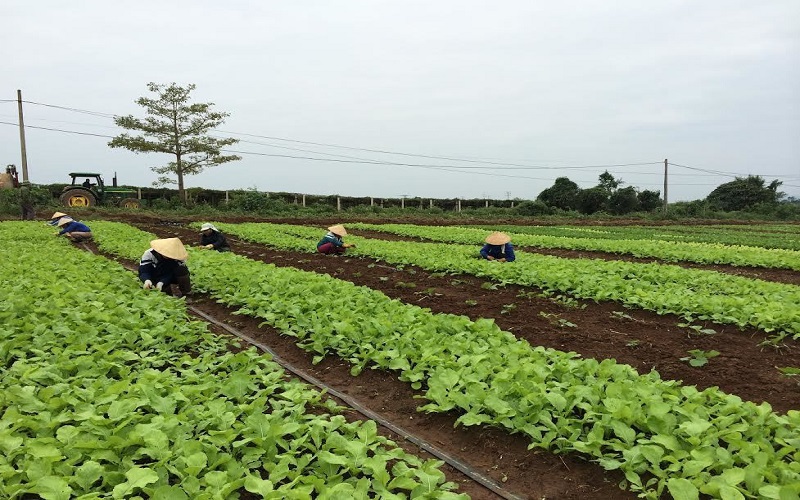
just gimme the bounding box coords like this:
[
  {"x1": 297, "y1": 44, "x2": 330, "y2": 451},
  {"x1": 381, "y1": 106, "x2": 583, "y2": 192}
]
[{"x1": 2, "y1": 1, "x2": 799, "y2": 202}]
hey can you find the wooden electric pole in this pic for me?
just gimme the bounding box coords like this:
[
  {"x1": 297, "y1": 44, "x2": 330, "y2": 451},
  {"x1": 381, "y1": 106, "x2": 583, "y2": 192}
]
[
  {"x1": 662, "y1": 158, "x2": 668, "y2": 213},
  {"x1": 17, "y1": 90, "x2": 29, "y2": 183}
]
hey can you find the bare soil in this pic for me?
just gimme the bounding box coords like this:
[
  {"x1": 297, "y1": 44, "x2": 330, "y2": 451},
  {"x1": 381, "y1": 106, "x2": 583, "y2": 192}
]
[{"x1": 83, "y1": 214, "x2": 800, "y2": 499}]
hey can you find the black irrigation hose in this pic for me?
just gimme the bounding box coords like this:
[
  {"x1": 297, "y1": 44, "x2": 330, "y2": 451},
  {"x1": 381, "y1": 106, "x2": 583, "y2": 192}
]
[{"x1": 81, "y1": 243, "x2": 524, "y2": 500}]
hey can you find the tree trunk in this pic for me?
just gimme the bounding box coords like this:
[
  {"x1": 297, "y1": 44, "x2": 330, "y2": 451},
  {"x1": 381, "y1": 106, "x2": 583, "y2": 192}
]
[{"x1": 177, "y1": 155, "x2": 185, "y2": 205}]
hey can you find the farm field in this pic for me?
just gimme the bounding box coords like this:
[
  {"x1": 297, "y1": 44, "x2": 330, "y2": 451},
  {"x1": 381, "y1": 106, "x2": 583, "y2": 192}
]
[
  {"x1": 0, "y1": 222, "x2": 471, "y2": 499},
  {"x1": 4, "y1": 214, "x2": 800, "y2": 499}
]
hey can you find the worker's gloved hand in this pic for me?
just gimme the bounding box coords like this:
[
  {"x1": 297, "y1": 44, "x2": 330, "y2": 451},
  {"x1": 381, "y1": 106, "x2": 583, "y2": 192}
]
[
  {"x1": 155, "y1": 282, "x2": 164, "y2": 291},
  {"x1": 205, "y1": 244, "x2": 214, "y2": 249},
  {"x1": 142, "y1": 280, "x2": 153, "y2": 290}
]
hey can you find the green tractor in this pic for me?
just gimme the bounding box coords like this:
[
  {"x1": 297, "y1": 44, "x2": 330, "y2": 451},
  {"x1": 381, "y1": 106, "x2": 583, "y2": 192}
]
[{"x1": 60, "y1": 172, "x2": 141, "y2": 208}]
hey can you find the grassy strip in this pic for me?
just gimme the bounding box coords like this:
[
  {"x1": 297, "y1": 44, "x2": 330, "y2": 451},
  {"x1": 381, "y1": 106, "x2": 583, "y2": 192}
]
[
  {"x1": 92, "y1": 220, "x2": 800, "y2": 499},
  {"x1": 0, "y1": 222, "x2": 464, "y2": 499}
]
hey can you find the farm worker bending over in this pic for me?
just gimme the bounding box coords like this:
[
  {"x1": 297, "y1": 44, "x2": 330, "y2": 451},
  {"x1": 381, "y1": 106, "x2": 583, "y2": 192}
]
[
  {"x1": 317, "y1": 224, "x2": 355, "y2": 255},
  {"x1": 56, "y1": 217, "x2": 93, "y2": 242},
  {"x1": 480, "y1": 232, "x2": 515, "y2": 262},
  {"x1": 47, "y1": 212, "x2": 68, "y2": 226},
  {"x1": 139, "y1": 237, "x2": 192, "y2": 297},
  {"x1": 199, "y1": 223, "x2": 230, "y2": 252}
]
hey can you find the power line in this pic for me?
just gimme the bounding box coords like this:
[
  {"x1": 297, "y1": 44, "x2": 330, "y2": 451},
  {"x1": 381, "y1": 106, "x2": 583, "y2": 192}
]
[
  {"x1": 219, "y1": 128, "x2": 663, "y2": 170},
  {"x1": 221, "y1": 148, "x2": 560, "y2": 181},
  {"x1": 21, "y1": 100, "x2": 117, "y2": 118},
  {"x1": 669, "y1": 162, "x2": 797, "y2": 179},
  {"x1": 0, "y1": 121, "x2": 114, "y2": 138},
  {"x1": 0, "y1": 119, "x2": 558, "y2": 181}
]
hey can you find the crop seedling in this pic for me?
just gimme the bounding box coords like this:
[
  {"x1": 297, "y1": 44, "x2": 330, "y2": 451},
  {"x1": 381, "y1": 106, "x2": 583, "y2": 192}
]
[
  {"x1": 680, "y1": 349, "x2": 720, "y2": 367},
  {"x1": 539, "y1": 311, "x2": 577, "y2": 328},
  {"x1": 379, "y1": 276, "x2": 389, "y2": 282},
  {"x1": 501, "y1": 303, "x2": 517, "y2": 314},
  {"x1": 678, "y1": 322, "x2": 717, "y2": 336},
  {"x1": 395, "y1": 281, "x2": 417, "y2": 289},
  {"x1": 450, "y1": 279, "x2": 467, "y2": 286},
  {"x1": 415, "y1": 287, "x2": 442, "y2": 297},
  {"x1": 552, "y1": 294, "x2": 585, "y2": 309},
  {"x1": 759, "y1": 333, "x2": 789, "y2": 350},
  {"x1": 465, "y1": 299, "x2": 478, "y2": 306},
  {"x1": 612, "y1": 311, "x2": 635, "y2": 321},
  {"x1": 777, "y1": 367, "x2": 800, "y2": 386},
  {"x1": 626, "y1": 339, "x2": 641, "y2": 348},
  {"x1": 481, "y1": 282, "x2": 499, "y2": 290}
]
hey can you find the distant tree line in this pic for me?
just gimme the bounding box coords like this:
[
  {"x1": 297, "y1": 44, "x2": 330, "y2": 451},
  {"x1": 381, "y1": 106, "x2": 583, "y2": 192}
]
[{"x1": 516, "y1": 171, "x2": 797, "y2": 219}]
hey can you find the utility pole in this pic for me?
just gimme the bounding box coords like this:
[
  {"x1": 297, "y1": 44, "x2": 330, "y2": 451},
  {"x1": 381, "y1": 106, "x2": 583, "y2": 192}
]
[
  {"x1": 17, "y1": 90, "x2": 29, "y2": 183},
  {"x1": 662, "y1": 158, "x2": 668, "y2": 213}
]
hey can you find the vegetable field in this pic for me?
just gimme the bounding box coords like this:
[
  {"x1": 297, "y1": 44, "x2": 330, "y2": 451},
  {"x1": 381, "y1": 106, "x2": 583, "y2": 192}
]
[{"x1": 3, "y1": 216, "x2": 799, "y2": 499}]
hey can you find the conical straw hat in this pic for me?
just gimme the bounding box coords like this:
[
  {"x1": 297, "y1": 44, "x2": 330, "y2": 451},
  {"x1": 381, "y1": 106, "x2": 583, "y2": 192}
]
[
  {"x1": 485, "y1": 232, "x2": 511, "y2": 245},
  {"x1": 328, "y1": 224, "x2": 347, "y2": 236},
  {"x1": 150, "y1": 238, "x2": 189, "y2": 260},
  {"x1": 56, "y1": 217, "x2": 74, "y2": 227},
  {"x1": 51, "y1": 212, "x2": 67, "y2": 220},
  {"x1": 199, "y1": 222, "x2": 218, "y2": 232}
]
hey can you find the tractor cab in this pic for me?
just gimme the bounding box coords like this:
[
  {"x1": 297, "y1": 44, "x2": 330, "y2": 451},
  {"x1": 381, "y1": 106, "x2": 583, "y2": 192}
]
[{"x1": 68, "y1": 173, "x2": 105, "y2": 194}]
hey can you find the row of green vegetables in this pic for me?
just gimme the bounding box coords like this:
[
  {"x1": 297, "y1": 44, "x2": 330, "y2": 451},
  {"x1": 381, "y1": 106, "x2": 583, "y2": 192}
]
[
  {"x1": 90, "y1": 220, "x2": 800, "y2": 500},
  {"x1": 211, "y1": 222, "x2": 800, "y2": 340},
  {"x1": 477, "y1": 224, "x2": 800, "y2": 251},
  {"x1": 0, "y1": 222, "x2": 464, "y2": 499},
  {"x1": 349, "y1": 223, "x2": 800, "y2": 271}
]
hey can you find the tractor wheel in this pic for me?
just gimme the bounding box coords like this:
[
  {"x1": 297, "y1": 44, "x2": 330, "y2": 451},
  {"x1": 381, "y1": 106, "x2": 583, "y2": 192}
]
[
  {"x1": 119, "y1": 198, "x2": 141, "y2": 209},
  {"x1": 60, "y1": 189, "x2": 97, "y2": 208}
]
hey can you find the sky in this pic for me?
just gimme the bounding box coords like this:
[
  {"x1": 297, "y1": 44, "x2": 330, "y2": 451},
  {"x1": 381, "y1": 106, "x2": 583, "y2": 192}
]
[{"x1": 2, "y1": 0, "x2": 799, "y2": 202}]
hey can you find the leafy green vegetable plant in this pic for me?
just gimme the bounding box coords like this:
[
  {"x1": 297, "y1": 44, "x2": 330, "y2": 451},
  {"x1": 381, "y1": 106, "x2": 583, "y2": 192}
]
[{"x1": 680, "y1": 349, "x2": 721, "y2": 367}]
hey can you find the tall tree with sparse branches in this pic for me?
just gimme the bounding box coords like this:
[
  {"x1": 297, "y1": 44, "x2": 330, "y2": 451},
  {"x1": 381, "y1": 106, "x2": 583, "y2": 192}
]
[{"x1": 109, "y1": 82, "x2": 240, "y2": 204}]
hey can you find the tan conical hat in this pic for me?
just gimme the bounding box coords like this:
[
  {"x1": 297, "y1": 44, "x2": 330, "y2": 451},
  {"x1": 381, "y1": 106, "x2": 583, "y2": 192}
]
[
  {"x1": 51, "y1": 212, "x2": 67, "y2": 220},
  {"x1": 56, "y1": 217, "x2": 74, "y2": 227},
  {"x1": 150, "y1": 238, "x2": 189, "y2": 260},
  {"x1": 328, "y1": 224, "x2": 347, "y2": 236},
  {"x1": 485, "y1": 232, "x2": 511, "y2": 245}
]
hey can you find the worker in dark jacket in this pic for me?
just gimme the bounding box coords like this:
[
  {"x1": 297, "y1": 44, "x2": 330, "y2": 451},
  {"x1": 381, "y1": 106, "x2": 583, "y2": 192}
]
[
  {"x1": 317, "y1": 224, "x2": 355, "y2": 255},
  {"x1": 56, "y1": 217, "x2": 93, "y2": 242},
  {"x1": 199, "y1": 223, "x2": 230, "y2": 252},
  {"x1": 480, "y1": 232, "x2": 515, "y2": 262},
  {"x1": 139, "y1": 238, "x2": 191, "y2": 297}
]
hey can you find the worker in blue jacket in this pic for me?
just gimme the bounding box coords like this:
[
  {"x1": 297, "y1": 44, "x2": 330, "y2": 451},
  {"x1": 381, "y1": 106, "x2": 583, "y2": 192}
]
[
  {"x1": 56, "y1": 217, "x2": 93, "y2": 242},
  {"x1": 317, "y1": 224, "x2": 355, "y2": 255},
  {"x1": 139, "y1": 238, "x2": 191, "y2": 297},
  {"x1": 480, "y1": 232, "x2": 515, "y2": 262}
]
